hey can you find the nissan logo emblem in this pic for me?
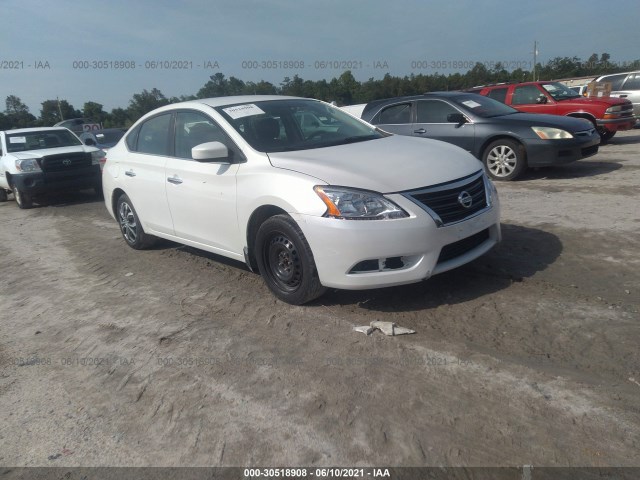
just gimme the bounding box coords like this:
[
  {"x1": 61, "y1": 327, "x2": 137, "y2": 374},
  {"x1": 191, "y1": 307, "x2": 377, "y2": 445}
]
[
  {"x1": 458, "y1": 191, "x2": 473, "y2": 208},
  {"x1": 62, "y1": 159, "x2": 72, "y2": 166}
]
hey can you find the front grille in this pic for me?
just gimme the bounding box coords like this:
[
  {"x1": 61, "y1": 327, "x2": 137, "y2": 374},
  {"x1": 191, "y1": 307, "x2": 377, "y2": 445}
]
[
  {"x1": 437, "y1": 228, "x2": 490, "y2": 264},
  {"x1": 39, "y1": 152, "x2": 92, "y2": 172},
  {"x1": 404, "y1": 172, "x2": 488, "y2": 226},
  {"x1": 574, "y1": 128, "x2": 596, "y2": 137}
]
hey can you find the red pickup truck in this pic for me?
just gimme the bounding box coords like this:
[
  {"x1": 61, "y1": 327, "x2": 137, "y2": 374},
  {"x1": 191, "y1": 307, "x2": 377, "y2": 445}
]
[{"x1": 467, "y1": 81, "x2": 635, "y2": 142}]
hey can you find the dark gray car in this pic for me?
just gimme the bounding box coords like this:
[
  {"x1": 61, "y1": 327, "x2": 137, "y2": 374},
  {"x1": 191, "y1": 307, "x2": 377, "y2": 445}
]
[{"x1": 360, "y1": 92, "x2": 601, "y2": 180}]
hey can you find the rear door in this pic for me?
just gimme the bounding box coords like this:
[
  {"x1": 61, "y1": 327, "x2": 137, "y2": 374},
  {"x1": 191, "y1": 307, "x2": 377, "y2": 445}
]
[
  {"x1": 369, "y1": 102, "x2": 414, "y2": 136},
  {"x1": 120, "y1": 113, "x2": 174, "y2": 235}
]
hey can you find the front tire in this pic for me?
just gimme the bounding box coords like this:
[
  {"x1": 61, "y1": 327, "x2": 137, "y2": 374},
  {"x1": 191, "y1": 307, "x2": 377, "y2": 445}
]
[
  {"x1": 116, "y1": 193, "x2": 156, "y2": 249},
  {"x1": 255, "y1": 215, "x2": 327, "y2": 305},
  {"x1": 483, "y1": 139, "x2": 526, "y2": 181},
  {"x1": 12, "y1": 185, "x2": 33, "y2": 209},
  {"x1": 597, "y1": 128, "x2": 616, "y2": 143},
  {"x1": 0, "y1": 189, "x2": 8, "y2": 202}
]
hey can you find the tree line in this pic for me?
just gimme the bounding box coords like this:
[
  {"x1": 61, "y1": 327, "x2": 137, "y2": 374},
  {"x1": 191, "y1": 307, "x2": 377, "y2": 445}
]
[{"x1": 1, "y1": 53, "x2": 637, "y2": 130}]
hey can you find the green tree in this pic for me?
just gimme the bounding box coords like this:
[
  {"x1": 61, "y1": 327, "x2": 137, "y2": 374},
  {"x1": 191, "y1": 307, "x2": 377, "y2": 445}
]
[
  {"x1": 83, "y1": 101, "x2": 107, "y2": 125},
  {"x1": 127, "y1": 88, "x2": 169, "y2": 122},
  {"x1": 40, "y1": 99, "x2": 80, "y2": 125},
  {"x1": 5, "y1": 95, "x2": 36, "y2": 128}
]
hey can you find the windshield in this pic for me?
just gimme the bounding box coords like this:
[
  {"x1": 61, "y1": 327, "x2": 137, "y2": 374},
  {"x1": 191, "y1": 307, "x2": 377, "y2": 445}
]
[
  {"x1": 449, "y1": 94, "x2": 518, "y2": 118},
  {"x1": 215, "y1": 99, "x2": 382, "y2": 152},
  {"x1": 541, "y1": 82, "x2": 581, "y2": 101},
  {"x1": 6, "y1": 129, "x2": 82, "y2": 153}
]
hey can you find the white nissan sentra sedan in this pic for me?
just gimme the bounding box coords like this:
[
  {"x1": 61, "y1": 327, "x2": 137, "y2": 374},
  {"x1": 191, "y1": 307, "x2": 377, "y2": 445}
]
[{"x1": 102, "y1": 96, "x2": 501, "y2": 304}]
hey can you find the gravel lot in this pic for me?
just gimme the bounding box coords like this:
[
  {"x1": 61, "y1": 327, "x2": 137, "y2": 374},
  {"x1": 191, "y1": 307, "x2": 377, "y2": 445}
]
[{"x1": 0, "y1": 131, "x2": 639, "y2": 468}]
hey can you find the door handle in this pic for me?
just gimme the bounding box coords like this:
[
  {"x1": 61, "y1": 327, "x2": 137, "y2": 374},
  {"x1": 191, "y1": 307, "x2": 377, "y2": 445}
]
[
  {"x1": 414, "y1": 128, "x2": 426, "y2": 134},
  {"x1": 125, "y1": 170, "x2": 136, "y2": 177},
  {"x1": 167, "y1": 175, "x2": 183, "y2": 185}
]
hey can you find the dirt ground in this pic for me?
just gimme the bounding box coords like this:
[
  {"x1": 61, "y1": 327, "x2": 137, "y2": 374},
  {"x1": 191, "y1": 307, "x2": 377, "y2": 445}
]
[{"x1": 0, "y1": 130, "x2": 639, "y2": 469}]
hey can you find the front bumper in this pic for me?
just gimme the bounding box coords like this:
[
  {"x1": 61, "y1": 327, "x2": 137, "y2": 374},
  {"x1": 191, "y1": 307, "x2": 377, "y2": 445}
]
[
  {"x1": 294, "y1": 193, "x2": 501, "y2": 290},
  {"x1": 596, "y1": 117, "x2": 636, "y2": 132},
  {"x1": 524, "y1": 134, "x2": 600, "y2": 167},
  {"x1": 11, "y1": 166, "x2": 101, "y2": 194}
]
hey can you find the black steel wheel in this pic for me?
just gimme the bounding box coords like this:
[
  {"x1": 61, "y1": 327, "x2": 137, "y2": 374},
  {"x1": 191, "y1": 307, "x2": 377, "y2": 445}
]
[{"x1": 255, "y1": 215, "x2": 326, "y2": 305}]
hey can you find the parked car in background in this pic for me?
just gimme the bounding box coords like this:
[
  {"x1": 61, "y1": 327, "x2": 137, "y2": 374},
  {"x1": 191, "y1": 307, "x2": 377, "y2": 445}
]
[
  {"x1": 569, "y1": 85, "x2": 589, "y2": 96},
  {"x1": 79, "y1": 128, "x2": 127, "y2": 170},
  {"x1": 594, "y1": 71, "x2": 640, "y2": 126},
  {"x1": 352, "y1": 92, "x2": 600, "y2": 181},
  {"x1": 102, "y1": 96, "x2": 501, "y2": 304},
  {"x1": 467, "y1": 81, "x2": 635, "y2": 142},
  {"x1": 54, "y1": 118, "x2": 101, "y2": 135},
  {"x1": 0, "y1": 127, "x2": 103, "y2": 208}
]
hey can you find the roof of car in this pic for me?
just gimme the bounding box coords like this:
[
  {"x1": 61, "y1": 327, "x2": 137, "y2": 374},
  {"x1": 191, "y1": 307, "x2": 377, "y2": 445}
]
[
  {"x1": 361, "y1": 91, "x2": 482, "y2": 118},
  {"x1": 195, "y1": 95, "x2": 308, "y2": 108},
  {"x1": 1, "y1": 127, "x2": 70, "y2": 134}
]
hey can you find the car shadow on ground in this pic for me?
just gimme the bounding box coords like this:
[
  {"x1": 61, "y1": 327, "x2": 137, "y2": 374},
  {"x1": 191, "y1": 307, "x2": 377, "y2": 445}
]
[
  {"x1": 7, "y1": 189, "x2": 104, "y2": 208},
  {"x1": 318, "y1": 223, "x2": 562, "y2": 312},
  {"x1": 603, "y1": 132, "x2": 640, "y2": 145},
  {"x1": 516, "y1": 159, "x2": 623, "y2": 181}
]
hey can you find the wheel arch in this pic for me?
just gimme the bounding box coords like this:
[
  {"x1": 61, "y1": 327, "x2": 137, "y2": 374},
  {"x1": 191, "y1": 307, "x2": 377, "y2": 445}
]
[
  {"x1": 566, "y1": 112, "x2": 597, "y2": 126},
  {"x1": 245, "y1": 204, "x2": 289, "y2": 271},
  {"x1": 111, "y1": 187, "x2": 126, "y2": 217},
  {"x1": 479, "y1": 135, "x2": 527, "y2": 162}
]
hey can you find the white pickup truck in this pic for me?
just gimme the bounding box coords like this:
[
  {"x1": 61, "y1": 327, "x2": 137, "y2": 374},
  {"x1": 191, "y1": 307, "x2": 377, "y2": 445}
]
[{"x1": 0, "y1": 127, "x2": 103, "y2": 208}]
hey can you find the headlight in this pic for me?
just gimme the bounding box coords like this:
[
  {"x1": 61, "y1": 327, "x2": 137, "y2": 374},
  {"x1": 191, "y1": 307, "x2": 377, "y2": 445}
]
[
  {"x1": 314, "y1": 186, "x2": 408, "y2": 220},
  {"x1": 483, "y1": 174, "x2": 498, "y2": 206},
  {"x1": 605, "y1": 106, "x2": 621, "y2": 114},
  {"x1": 531, "y1": 126, "x2": 573, "y2": 140},
  {"x1": 15, "y1": 158, "x2": 41, "y2": 172}
]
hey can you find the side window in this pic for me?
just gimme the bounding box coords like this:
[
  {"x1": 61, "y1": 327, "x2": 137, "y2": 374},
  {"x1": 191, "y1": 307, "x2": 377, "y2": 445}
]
[
  {"x1": 136, "y1": 114, "x2": 172, "y2": 155},
  {"x1": 376, "y1": 103, "x2": 411, "y2": 124},
  {"x1": 416, "y1": 100, "x2": 458, "y2": 123},
  {"x1": 603, "y1": 73, "x2": 628, "y2": 91},
  {"x1": 487, "y1": 88, "x2": 508, "y2": 104},
  {"x1": 126, "y1": 124, "x2": 141, "y2": 150},
  {"x1": 175, "y1": 111, "x2": 228, "y2": 159},
  {"x1": 512, "y1": 85, "x2": 546, "y2": 105},
  {"x1": 622, "y1": 73, "x2": 640, "y2": 90}
]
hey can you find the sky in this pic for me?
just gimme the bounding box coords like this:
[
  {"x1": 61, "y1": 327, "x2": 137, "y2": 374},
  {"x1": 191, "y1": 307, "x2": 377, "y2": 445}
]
[{"x1": 1, "y1": 0, "x2": 639, "y2": 116}]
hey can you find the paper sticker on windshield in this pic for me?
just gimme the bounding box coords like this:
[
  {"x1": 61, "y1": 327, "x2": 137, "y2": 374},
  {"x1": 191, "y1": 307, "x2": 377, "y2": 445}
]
[
  {"x1": 96, "y1": 133, "x2": 105, "y2": 138},
  {"x1": 9, "y1": 136, "x2": 26, "y2": 143},
  {"x1": 543, "y1": 84, "x2": 558, "y2": 91},
  {"x1": 462, "y1": 100, "x2": 482, "y2": 108},
  {"x1": 222, "y1": 104, "x2": 265, "y2": 119}
]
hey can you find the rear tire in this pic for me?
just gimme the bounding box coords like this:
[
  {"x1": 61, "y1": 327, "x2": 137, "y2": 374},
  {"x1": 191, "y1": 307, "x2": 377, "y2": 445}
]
[
  {"x1": 116, "y1": 193, "x2": 156, "y2": 249},
  {"x1": 255, "y1": 214, "x2": 327, "y2": 305},
  {"x1": 0, "y1": 189, "x2": 8, "y2": 202},
  {"x1": 482, "y1": 139, "x2": 526, "y2": 181},
  {"x1": 12, "y1": 185, "x2": 33, "y2": 209}
]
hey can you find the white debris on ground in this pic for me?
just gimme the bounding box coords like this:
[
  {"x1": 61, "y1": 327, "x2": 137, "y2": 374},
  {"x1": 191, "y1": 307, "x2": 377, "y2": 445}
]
[{"x1": 354, "y1": 321, "x2": 416, "y2": 336}]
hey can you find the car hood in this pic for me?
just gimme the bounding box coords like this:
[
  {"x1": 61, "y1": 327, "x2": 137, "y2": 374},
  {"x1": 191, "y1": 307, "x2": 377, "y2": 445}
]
[
  {"x1": 489, "y1": 112, "x2": 595, "y2": 132},
  {"x1": 267, "y1": 135, "x2": 482, "y2": 193},
  {"x1": 556, "y1": 96, "x2": 632, "y2": 108},
  {"x1": 8, "y1": 146, "x2": 97, "y2": 159}
]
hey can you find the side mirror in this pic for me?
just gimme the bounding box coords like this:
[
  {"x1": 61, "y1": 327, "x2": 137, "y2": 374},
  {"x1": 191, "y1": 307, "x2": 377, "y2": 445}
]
[
  {"x1": 192, "y1": 141, "x2": 231, "y2": 163},
  {"x1": 447, "y1": 113, "x2": 467, "y2": 125},
  {"x1": 84, "y1": 138, "x2": 96, "y2": 146},
  {"x1": 536, "y1": 95, "x2": 548, "y2": 104}
]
